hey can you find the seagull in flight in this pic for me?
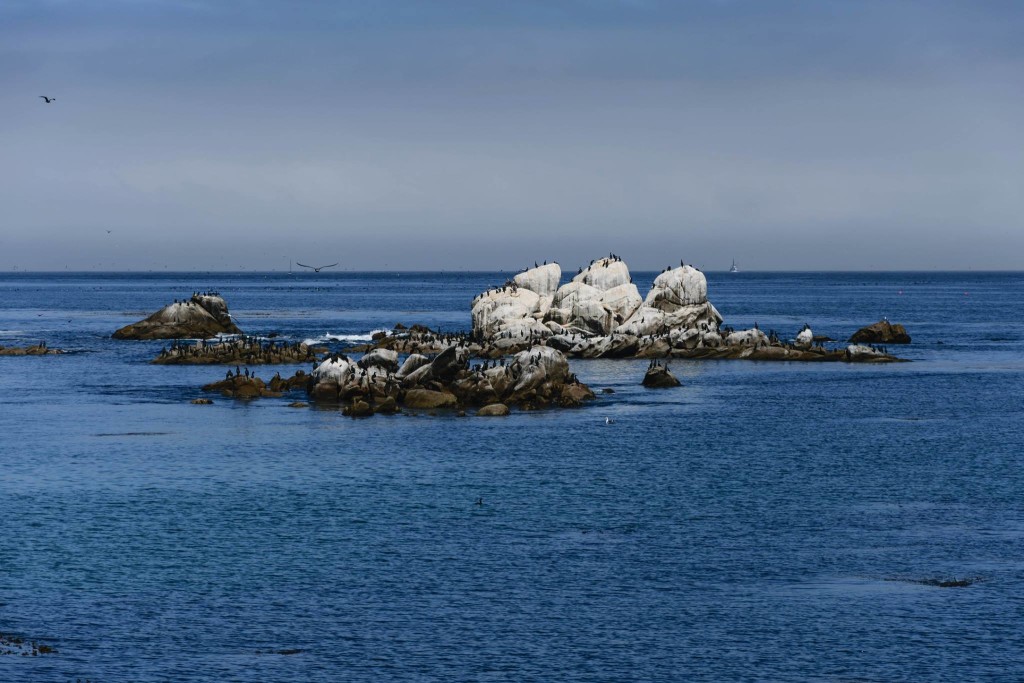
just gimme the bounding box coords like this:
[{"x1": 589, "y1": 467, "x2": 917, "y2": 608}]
[
  {"x1": 296, "y1": 262, "x2": 338, "y2": 273},
  {"x1": 39, "y1": 96, "x2": 55, "y2": 103}
]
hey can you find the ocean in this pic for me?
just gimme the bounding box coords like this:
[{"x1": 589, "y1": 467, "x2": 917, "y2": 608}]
[{"x1": 1, "y1": 270, "x2": 1023, "y2": 681}]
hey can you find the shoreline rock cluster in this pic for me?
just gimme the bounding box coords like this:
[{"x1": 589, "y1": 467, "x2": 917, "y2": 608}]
[
  {"x1": 114, "y1": 292, "x2": 242, "y2": 340},
  {"x1": 154, "y1": 336, "x2": 321, "y2": 365},
  {"x1": 308, "y1": 344, "x2": 594, "y2": 416}
]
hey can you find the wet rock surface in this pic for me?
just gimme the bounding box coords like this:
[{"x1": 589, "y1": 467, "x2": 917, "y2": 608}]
[{"x1": 113, "y1": 292, "x2": 243, "y2": 340}]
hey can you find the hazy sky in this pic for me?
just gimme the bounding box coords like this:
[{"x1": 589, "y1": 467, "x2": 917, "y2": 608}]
[{"x1": 3, "y1": 0, "x2": 1023, "y2": 270}]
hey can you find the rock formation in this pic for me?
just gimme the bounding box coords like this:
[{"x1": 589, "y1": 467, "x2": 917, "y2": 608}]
[
  {"x1": 153, "y1": 336, "x2": 320, "y2": 365},
  {"x1": 201, "y1": 369, "x2": 309, "y2": 399},
  {"x1": 459, "y1": 257, "x2": 906, "y2": 363},
  {"x1": 114, "y1": 293, "x2": 242, "y2": 340},
  {"x1": 642, "y1": 361, "x2": 681, "y2": 388},
  {"x1": 307, "y1": 344, "x2": 595, "y2": 415},
  {"x1": 849, "y1": 320, "x2": 911, "y2": 344},
  {"x1": 0, "y1": 341, "x2": 63, "y2": 356}
]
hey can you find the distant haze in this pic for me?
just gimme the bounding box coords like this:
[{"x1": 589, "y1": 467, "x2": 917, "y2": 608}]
[{"x1": 2, "y1": 1, "x2": 1023, "y2": 271}]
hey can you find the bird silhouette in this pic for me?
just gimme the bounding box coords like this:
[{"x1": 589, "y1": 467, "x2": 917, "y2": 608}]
[
  {"x1": 39, "y1": 96, "x2": 55, "y2": 103},
  {"x1": 296, "y1": 262, "x2": 338, "y2": 273}
]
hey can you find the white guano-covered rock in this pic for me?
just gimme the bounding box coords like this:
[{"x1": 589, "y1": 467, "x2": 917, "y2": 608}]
[
  {"x1": 796, "y1": 326, "x2": 813, "y2": 348},
  {"x1": 572, "y1": 258, "x2": 631, "y2": 291},
  {"x1": 725, "y1": 329, "x2": 770, "y2": 347},
  {"x1": 644, "y1": 265, "x2": 708, "y2": 311},
  {"x1": 514, "y1": 263, "x2": 561, "y2": 296},
  {"x1": 314, "y1": 357, "x2": 357, "y2": 385}
]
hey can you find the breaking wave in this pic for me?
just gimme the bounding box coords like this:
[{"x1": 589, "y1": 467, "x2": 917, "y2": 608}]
[{"x1": 303, "y1": 329, "x2": 389, "y2": 345}]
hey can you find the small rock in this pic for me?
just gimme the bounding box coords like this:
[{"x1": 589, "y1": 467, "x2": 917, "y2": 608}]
[
  {"x1": 477, "y1": 403, "x2": 510, "y2": 417},
  {"x1": 642, "y1": 364, "x2": 681, "y2": 388},
  {"x1": 190, "y1": 398, "x2": 213, "y2": 405},
  {"x1": 287, "y1": 401, "x2": 308, "y2": 408}
]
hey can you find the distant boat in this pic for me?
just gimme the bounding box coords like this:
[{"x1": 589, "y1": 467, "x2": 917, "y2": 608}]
[{"x1": 729, "y1": 259, "x2": 739, "y2": 273}]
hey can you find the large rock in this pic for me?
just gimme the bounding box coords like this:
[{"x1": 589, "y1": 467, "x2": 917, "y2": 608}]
[
  {"x1": 514, "y1": 263, "x2": 561, "y2": 296},
  {"x1": 849, "y1": 320, "x2": 911, "y2": 344},
  {"x1": 114, "y1": 294, "x2": 242, "y2": 340},
  {"x1": 472, "y1": 257, "x2": 725, "y2": 355}
]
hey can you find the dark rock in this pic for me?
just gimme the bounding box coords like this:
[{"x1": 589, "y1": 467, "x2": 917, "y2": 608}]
[
  {"x1": 343, "y1": 400, "x2": 374, "y2": 417},
  {"x1": 642, "y1": 364, "x2": 681, "y2": 388},
  {"x1": 849, "y1": 320, "x2": 911, "y2": 344},
  {"x1": 287, "y1": 401, "x2": 308, "y2": 408},
  {"x1": 190, "y1": 398, "x2": 213, "y2": 405}
]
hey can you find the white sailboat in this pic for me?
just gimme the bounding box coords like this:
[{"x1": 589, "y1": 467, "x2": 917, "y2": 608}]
[{"x1": 729, "y1": 259, "x2": 739, "y2": 273}]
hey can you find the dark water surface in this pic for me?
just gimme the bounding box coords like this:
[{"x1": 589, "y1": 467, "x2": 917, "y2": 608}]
[{"x1": 1, "y1": 271, "x2": 1023, "y2": 681}]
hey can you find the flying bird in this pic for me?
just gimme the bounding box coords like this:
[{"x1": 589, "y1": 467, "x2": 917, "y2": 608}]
[
  {"x1": 39, "y1": 96, "x2": 55, "y2": 103},
  {"x1": 296, "y1": 262, "x2": 338, "y2": 273}
]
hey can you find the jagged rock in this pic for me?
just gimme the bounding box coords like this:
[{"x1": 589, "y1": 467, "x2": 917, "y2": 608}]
[
  {"x1": 114, "y1": 294, "x2": 242, "y2": 340},
  {"x1": 850, "y1": 320, "x2": 911, "y2": 344},
  {"x1": 642, "y1": 364, "x2": 681, "y2": 388},
  {"x1": 477, "y1": 403, "x2": 510, "y2": 417}
]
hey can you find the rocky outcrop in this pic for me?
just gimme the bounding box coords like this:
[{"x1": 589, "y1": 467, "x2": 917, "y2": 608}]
[
  {"x1": 472, "y1": 257, "x2": 724, "y2": 353},
  {"x1": 0, "y1": 342, "x2": 63, "y2": 356},
  {"x1": 307, "y1": 345, "x2": 594, "y2": 415},
  {"x1": 199, "y1": 369, "x2": 309, "y2": 400},
  {"x1": 642, "y1": 361, "x2": 681, "y2": 388},
  {"x1": 153, "y1": 336, "x2": 320, "y2": 365},
  {"x1": 849, "y1": 320, "x2": 911, "y2": 344},
  {"x1": 477, "y1": 403, "x2": 510, "y2": 416},
  {"x1": 114, "y1": 293, "x2": 242, "y2": 340}
]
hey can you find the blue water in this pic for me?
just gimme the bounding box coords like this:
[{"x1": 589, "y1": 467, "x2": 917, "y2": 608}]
[{"x1": 1, "y1": 271, "x2": 1023, "y2": 682}]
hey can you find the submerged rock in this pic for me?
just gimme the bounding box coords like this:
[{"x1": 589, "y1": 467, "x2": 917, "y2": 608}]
[
  {"x1": 114, "y1": 293, "x2": 242, "y2": 340},
  {"x1": 477, "y1": 403, "x2": 510, "y2": 416},
  {"x1": 0, "y1": 342, "x2": 64, "y2": 356},
  {"x1": 849, "y1": 320, "x2": 911, "y2": 344}
]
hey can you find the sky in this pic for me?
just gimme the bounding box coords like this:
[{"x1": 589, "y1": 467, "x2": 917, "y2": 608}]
[{"x1": 2, "y1": 0, "x2": 1023, "y2": 271}]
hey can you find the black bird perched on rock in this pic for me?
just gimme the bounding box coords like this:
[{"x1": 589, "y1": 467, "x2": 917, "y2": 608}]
[
  {"x1": 296, "y1": 262, "x2": 338, "y2": 272},
  {"x1": 39, "y1": 95, "x2": 55, "y2": 103}
]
